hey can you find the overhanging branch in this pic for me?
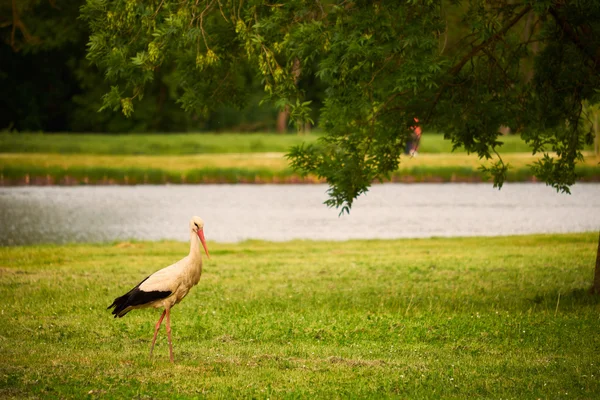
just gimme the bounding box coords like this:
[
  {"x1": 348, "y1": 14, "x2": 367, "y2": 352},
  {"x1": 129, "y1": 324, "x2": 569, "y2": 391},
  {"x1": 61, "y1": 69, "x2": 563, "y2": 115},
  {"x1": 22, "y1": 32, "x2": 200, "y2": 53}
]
[
  {"x1": 548, "y1": 5, "x2": 600, "y2": 75},
  {"x1": 425, "y1": 4, "x2": 532, "y2": 122},
  {"x1": 448, "y1": 4, "x2": 532, "y2": 77}
]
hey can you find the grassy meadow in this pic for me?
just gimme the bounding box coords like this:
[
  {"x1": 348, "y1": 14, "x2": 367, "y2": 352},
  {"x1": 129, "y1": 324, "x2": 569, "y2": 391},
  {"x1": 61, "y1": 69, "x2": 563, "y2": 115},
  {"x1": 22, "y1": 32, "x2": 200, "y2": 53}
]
[
  {"x1": 1, "y1": 133, "x2": 598, "y2": 184},
  {"x1": 0, "y1": 133, "x2": 320, "y2": 155},
  {"x1": 0, "y1": 132, "x2": 537, "y2": 155},
  {"x1": 1, "y1": 233, "x2": 599, "y2": 398}
]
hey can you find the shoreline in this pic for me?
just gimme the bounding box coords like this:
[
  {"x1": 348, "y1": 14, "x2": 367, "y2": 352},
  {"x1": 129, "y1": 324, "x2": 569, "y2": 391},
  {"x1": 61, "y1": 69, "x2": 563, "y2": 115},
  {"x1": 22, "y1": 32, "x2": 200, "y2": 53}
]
[
  {"x1": 0, "y1": 176, "x2": 600, "y2": 188},
  {"x1": 1, "y1": 170, "x2": 599, "y2": 186},
  {"x1": 2, "y1": 151, "x2": 598, "y2": 186}
]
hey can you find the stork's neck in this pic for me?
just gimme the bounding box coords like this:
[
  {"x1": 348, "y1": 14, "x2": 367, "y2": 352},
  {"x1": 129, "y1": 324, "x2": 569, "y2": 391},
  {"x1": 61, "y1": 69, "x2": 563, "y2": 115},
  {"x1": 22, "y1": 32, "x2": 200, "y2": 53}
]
[{"x1": 189, "y1": 230, "x2": 203, "y2": 262}]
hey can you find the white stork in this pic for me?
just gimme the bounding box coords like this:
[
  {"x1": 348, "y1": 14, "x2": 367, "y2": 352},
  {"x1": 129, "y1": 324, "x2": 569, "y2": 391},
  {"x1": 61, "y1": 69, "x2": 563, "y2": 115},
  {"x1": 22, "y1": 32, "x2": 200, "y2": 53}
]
[{"x1": 108, "y1": 216, "x2": 210, "y2": 363}]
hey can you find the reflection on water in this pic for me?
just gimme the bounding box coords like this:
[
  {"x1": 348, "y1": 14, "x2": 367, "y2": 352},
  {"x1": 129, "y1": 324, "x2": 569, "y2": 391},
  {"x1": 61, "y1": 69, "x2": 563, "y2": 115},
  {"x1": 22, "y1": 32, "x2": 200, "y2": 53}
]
[{"x1": 0, "y1": 183, "x2": 598, "y2": 245}]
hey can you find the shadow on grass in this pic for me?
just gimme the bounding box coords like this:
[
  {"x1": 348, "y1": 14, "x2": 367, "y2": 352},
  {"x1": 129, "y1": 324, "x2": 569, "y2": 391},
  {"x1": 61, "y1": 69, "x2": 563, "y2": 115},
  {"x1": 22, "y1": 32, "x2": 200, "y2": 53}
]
[{"x1": 529, "y1": 287, "x2": 600, "y2": 308}]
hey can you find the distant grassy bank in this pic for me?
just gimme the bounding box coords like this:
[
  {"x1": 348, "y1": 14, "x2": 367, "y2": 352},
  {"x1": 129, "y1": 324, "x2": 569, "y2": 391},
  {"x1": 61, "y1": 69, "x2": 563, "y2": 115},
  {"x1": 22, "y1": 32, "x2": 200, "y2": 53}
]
[
  {"x1": 1, "y1": 152, "x2": 598, "y2": 185},
  {"x1": 0, "y1": 132, "x2": 547, "y2": 155},
  {"x1": 1, "y1": 133, "x2": 598, "y2": 185},
  {"x1": 1, "y1": 233, "x2": 598, "y2": 398},
  {"x1": 0, "y1": 132, "x2": 320, "y2": 155}
]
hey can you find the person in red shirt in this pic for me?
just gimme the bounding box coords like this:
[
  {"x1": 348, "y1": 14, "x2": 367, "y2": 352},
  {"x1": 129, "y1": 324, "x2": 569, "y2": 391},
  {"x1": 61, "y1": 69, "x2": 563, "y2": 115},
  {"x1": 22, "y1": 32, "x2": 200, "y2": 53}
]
[{"x1": 405, "y1": 118, "x2": 421, "y2": 156}]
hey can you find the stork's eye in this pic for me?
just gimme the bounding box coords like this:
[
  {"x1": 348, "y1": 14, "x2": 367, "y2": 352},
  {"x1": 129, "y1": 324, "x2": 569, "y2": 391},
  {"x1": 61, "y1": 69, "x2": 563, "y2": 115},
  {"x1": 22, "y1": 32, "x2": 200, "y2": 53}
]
[{"x1": 194, "y1": 223, "x2": 199, "y2": 229}]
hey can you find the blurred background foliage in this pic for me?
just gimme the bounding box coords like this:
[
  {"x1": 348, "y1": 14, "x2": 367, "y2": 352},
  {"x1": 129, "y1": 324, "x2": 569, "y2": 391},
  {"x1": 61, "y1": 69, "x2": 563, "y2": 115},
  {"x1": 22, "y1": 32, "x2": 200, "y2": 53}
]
[{"x1": 0, "y1": 0, "x2": 312, "y2": 133}]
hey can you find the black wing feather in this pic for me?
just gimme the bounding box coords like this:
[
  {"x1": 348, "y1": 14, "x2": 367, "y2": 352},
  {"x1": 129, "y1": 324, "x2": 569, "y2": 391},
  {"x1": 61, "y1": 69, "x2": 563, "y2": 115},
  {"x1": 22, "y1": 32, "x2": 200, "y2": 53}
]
[{"x1": 107, "y1": 275, "x2": 172, "y2": 318}]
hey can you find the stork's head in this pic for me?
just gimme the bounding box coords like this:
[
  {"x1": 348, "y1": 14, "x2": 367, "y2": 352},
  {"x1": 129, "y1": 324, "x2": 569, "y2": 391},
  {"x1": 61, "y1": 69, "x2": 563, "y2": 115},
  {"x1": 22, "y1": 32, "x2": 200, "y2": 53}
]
[{"x1": 190, "y1": 216, "x2": 210, "y2": 258}]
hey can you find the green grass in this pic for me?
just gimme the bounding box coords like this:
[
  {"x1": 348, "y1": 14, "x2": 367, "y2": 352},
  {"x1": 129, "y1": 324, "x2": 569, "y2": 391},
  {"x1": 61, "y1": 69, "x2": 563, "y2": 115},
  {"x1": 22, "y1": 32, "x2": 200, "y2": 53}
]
[
  {"x1": 0, "y1": 133, "x2": 320, "y2": 155},
  {"x1": 1, "y1": 234, "x2": 599, "y2": 398},
  {"x1": 0, "y1": 132, "x2": 545, "y2": 155}
]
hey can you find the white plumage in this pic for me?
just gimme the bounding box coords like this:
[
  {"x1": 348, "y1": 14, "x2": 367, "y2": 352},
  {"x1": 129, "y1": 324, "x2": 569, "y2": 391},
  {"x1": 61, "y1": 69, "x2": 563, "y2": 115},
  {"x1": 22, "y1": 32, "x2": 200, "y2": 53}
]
[{"x1": 108, "y1": 216, "x2": 210, "y2": 362}]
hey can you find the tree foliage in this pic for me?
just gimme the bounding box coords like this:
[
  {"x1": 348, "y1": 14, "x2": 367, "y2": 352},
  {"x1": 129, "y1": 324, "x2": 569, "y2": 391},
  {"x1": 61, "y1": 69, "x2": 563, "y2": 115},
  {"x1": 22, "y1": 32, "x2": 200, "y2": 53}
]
[
  {"x1": 1, "y1": 0, "x2": 279, "y2": 132},
  {"x1": 83, "y1": 0, "x2": 600, "y2": 212}
]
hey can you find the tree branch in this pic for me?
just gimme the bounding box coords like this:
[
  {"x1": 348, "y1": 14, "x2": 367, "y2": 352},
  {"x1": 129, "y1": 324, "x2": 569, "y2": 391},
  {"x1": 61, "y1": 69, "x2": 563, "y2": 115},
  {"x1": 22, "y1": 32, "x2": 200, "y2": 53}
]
[
  {"x1": 548, "y1": 5, "x2": 600, "y2": 75},
  {"x1": 448, "y1": 4, "x2": 532, "y2": 77},
  {"x1": 593, "y1": 231, "x2": 600, "y2": 294},
  {"x1": 9, "y1": 0, "x2": 41, "y2": 51},
  {"x1": 425, "y1": 4, "x2": 532, "y2": 122}
]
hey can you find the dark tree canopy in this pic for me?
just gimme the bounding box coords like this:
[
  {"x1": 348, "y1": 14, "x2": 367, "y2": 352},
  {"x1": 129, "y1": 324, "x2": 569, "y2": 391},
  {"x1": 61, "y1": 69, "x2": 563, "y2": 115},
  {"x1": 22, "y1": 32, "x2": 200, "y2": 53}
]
[
  {"x1": 83, "y1": 0, "x2": 600, "y2": 212},
  {"x1": 1, "y1": 0, "x2": 280, "y2": 132}
]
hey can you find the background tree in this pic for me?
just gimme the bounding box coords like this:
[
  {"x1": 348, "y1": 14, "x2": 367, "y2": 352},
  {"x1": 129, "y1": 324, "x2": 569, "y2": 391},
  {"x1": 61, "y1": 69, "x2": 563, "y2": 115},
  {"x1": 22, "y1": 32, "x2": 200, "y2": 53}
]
[
  {"x1": 0, "y1": 0, "x2": 283, "y2": 132},
  {"x1": 82, "y1": 0, "x2": 600, "y2": 291}
]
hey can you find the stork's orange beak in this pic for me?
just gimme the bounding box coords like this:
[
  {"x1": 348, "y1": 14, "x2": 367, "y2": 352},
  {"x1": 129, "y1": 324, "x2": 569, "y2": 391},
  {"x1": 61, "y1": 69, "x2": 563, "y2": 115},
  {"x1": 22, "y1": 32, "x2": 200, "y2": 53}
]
[{"x1": 197, "y1": 229, "x2": 210, "y2": 259}]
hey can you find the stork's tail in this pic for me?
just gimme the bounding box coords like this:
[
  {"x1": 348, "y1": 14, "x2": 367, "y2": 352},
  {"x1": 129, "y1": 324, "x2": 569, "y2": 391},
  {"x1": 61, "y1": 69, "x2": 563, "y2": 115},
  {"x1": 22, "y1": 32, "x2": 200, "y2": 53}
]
[
  {"x1": 108, "y1": 275, "x2": 172, "y2": 318},
  {"x1": 107, "y1": 275, "x2": 151, "y2": 318},
  {"x1": 107, "y1": 293, "x2": 133, "y2": 318}
]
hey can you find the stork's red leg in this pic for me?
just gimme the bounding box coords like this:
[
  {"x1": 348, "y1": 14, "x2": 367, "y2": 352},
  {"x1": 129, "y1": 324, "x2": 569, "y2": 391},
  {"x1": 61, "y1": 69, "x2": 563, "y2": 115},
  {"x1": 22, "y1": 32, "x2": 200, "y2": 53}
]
[
  {"x1": 165, "y1": 307, "x2": 174, "y2": 363},
  {"x1": 149, "y1": 309, "x2": 166, "y2": 358}
]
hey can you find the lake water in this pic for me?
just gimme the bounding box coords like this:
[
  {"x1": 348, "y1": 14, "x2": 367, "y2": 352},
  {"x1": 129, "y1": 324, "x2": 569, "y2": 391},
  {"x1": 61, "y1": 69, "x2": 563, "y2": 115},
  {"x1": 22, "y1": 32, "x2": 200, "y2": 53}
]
[{"x1": 0, "y1": 183, "x2": 598, "y2": 245}]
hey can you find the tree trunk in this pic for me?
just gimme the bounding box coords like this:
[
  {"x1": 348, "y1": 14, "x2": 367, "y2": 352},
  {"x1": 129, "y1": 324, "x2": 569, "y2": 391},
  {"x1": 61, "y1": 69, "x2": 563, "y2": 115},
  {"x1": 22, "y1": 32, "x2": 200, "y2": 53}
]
[
  {"x1": 276, "y1": 107, "x2": 290, "y2": 134},
  {"x1": 594, "y1": 111, "x2": 599, "y2": 156},
  {"x1": 592, "y1": 231, "x2": 600, "y2": 294},
  {"x1": 521, "y1": 10, "x2": 539, "y2": 83},
  {"x1": 304, "y1": 121, "x2": 312, "y2": 134},
  {"x1": 276, "y1": 58, "x2": 302, "y2": 134},
  {"x1": 152, "y1": 81, "x2": 167, "y2": 131}
]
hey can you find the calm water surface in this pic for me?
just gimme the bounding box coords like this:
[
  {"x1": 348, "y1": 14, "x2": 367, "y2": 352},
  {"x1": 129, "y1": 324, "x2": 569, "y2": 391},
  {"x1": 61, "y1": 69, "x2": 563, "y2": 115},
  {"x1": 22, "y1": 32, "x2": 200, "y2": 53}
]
[{"x1": 0, "y1": 183, "x2": 598, "y2": 245}]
